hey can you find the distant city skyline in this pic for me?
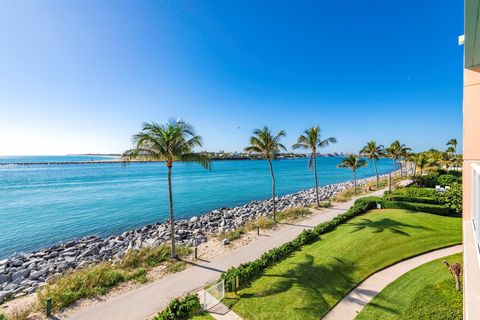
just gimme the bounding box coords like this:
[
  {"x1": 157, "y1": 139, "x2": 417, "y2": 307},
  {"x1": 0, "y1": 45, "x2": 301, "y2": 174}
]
[{"x1": 0, "y1": 1, "x2": 463, "y2": 155}]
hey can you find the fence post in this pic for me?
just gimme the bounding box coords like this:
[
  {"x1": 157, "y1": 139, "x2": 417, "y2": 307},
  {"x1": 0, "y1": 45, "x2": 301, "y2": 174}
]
[
  {"x1": 46, "y1": 297, "x2": 52, "y2": 316},
  {"x1": 194, "y1": 246, "x2": 198, "y2": 260},
  {"x1": 235, "y1": 276, "x2": 239, "y2": 290},
  {"x1": 257, "y1": 226, "x2": 260, "y2": 236}
]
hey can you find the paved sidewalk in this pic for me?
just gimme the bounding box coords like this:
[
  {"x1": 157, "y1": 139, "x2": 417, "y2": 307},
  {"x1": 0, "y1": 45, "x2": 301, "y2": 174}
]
[
  {"x1": 323, "y1": 245, "x2": 463, "y2": 320},
  {"x1": 66, "y1": 189, "x2": 387, "y2": 320}
]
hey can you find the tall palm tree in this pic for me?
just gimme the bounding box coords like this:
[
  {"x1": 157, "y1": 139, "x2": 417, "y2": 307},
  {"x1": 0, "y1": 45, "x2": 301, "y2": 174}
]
[
  {"x1": 360, "y1": 141, "x2": 385, "y2": 188},
  {"x1": 245, "y1": 127, "x2": 286, "y2": 222},
  {"x1": 414, "y1": 153, "x2": 429, "y2": 176},
  {"x1": 447, "y1": 138, "x2": 457, "y2": 155},
  {"x1": 386, "y1": 140, "x2": 411, "y2": 177},
  {"x1": 122, "y1": 120, "x2": 211, "y2": 259},
  {"x1": 292, "y1": 126, "x2": 337, "y2": 207},
  {"x1": 447, "y1": 138, "x2": 458, "y2": 170},
  {"x1": 337, "y1": 154, "x2": 368, "y2": 194}
]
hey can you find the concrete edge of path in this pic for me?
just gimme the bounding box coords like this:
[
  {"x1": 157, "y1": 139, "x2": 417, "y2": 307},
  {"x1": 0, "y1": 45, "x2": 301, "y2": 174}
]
[{"x1": 322, "y1": 244, "x2": 464, "y2": 320}]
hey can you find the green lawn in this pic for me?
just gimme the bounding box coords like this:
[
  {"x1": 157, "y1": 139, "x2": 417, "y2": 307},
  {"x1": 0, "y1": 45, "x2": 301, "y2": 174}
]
[
  {"x1": 355, "y1": 253, "x2": 463, "y2": 320},
  {"x1": 191, "y1": 313, "x2": 215, "y2": 320},
  {"x1": 224, "y1": 209, "x2": 462, "y2": 320}
]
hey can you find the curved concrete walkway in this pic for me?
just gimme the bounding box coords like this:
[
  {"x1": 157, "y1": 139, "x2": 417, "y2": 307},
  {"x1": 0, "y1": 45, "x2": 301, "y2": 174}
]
[{"x1": 323, "y1": 244, "x2": 463, "y2": 320}]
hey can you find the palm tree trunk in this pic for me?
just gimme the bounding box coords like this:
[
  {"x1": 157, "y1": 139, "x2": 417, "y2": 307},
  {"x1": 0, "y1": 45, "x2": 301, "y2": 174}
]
[
  {"x1": 267, "y1": 158, "x2": 276, "y2": 222},
  {"x1": 313, "y1": 152, "x2": 320, "y2": 206},
  {"x1": 353, "y1": 169, "x2": 357, "y2": 194},
  {"x1": 167, "y1": 165, "x2": 176, "y2": 259},
  {"x1": 373, "y1": 158, "x2": 379, "y2": 188}
]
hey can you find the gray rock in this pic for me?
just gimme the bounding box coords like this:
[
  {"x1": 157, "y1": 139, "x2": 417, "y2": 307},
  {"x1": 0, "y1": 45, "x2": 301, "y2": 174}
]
[
  {"x1": 11, "y1": 269, "x2": 30, "y2": 281},
  {"x1": 0, "y1": 274, "x2": 10, "y2": 285}
]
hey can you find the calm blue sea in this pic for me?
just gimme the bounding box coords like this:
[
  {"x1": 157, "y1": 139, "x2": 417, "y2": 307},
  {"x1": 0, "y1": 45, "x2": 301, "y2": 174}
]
[{"x1": 0, "y1": 156, "x2": 393, "y2": 258}]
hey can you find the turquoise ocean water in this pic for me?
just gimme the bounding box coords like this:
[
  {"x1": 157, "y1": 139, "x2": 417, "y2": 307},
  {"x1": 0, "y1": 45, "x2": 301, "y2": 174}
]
[{"x1": 0, "y1": 156, "x2": 393, "y2": 258}]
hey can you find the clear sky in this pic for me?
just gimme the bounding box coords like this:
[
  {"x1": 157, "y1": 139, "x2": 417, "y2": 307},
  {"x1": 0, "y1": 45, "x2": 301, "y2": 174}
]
[{"x1": 0, "y1": 0, "x2": 464, "y2": 155}]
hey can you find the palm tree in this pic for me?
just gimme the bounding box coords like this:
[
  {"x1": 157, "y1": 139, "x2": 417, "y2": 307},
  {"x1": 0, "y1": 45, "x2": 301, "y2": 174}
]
[
  {"x1": 122, "y1": 120, "x2": 211, "y2": 259},
  {"x1": 245, "y1": 127, "x2": 286, "y2": 222},
  {"x1": 386, "y1": 140, "x2": 411, "y2": 177},
  {"x1": 360, "y1": 141, "x2": 385, "y2": 188},
  {"x1": 414, "y1": 153, "x2": 429, "y2": 176},
  {"x1": 337, "y1": 154, "x2": 368, "y2": 194},
  {"x1": 447, "y1": 138, "x2": 457, "y2": 155},
  {"x1": 292, "y1": 126, "x2": 336, "y2": 207}
]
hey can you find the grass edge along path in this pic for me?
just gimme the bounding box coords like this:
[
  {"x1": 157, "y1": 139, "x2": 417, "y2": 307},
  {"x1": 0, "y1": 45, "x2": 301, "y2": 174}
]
[
  {"x1": 224, "y1": 209, "x2": 462, "y2": 320},
  {"x1": 355, "y1": 252, "x2": 463, "y2": 320}
]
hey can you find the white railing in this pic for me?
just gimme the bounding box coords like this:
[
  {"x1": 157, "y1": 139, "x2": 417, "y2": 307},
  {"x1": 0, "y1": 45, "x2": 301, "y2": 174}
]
[{"x1": 472, "y1": 163, "x2": 480, "y2": 267}]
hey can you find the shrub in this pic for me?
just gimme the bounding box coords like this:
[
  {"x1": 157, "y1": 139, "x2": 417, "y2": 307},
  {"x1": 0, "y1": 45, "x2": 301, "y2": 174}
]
[
  {"x1": 220, "y1": 228, "x2": 245, "y2": 242},
  {"x1": 255, "y1": 217, "x2": 276, "y2": 229},
  {"x1": 442, "y1": 182, "x2": 462, "y2": 215},
  {"x1": 438, "y1": 174, "x2": 462, "y2": 187},
  {"x1": 382, "y1": 201, "x2": 451, "y2": 216},
  {"x1": 153, "y1": 293, "x2": 202, "y2": 320},
  {"x1": 386, "y1": 187, "x2": 443, "y2": 201},
  {"x1": 37, "y1": 263, "x2": 146, "y2": 311},
  {"x1": 317, "y1": 200, "x2": 332, "y2": 208},
  {"x1": 277, "y1": 207, "x2": 311, "y2": 221},
  {"x1": 221, "y1": 197, "x2": 379, "y2": 291},
  {"x1": 121, "y1": 245, "x2": 190, "y2": 269},
  {"x1": 414, "y1": 175, "x2": 439, "y2": 188},
  {"x1": 0, "y1": 314, "x2": 6, "y2": 320},
  {"x1": 355, "y1": 196, "x2": 383, "y2": 207},
  {"x1": 383, "y1": 195, "x2": 440, "y2": 205}
]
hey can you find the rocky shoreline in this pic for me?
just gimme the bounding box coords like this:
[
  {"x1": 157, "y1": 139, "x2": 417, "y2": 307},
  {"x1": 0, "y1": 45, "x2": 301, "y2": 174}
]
[{"x1": 0, "y1": 174, "x2": 388, "y2": 303}]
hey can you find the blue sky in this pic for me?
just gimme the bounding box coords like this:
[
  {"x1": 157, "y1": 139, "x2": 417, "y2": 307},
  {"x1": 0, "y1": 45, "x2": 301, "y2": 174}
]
[{"x1": 0, "y1": 1, "x2": 464, "y2": 155}]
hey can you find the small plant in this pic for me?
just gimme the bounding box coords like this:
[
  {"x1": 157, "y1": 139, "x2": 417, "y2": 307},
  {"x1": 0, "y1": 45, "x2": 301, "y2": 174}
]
[
  {"x1": 121, "y1": 244, "x2": 191, "y2": 269},
  {"x1": 276, "y1": 207, "x2": 311, "y2": 221},
  {"x1": 166, "y1": 261, "x2": 187, "y2": 273},
  {"x1": 317, "y1": 200, "x2": 331, "y2": 208},
  {"x1": 255, "y1": 216, "x2": 276, "y2": 229},
  {"x1": 37, "y1": 263, "x2": 146, "y2": 312},
  {"x1": 3, "y1": 305, "x2": 34, "y2": 320},
  {"x1": 220, "y1": 228, "x2": 245, "y2": 242},
  {"x1": 153, "y1": 293, "x2": 202, "y2": 320}
]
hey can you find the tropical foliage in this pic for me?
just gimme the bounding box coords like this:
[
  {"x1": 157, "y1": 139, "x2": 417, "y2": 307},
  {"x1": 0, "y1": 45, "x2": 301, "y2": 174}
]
[
  {"x1": 360, "y1": 141, "x2": 385, "y2": 188},
  {"x1": 292, "y1": 125, "x2": 337, "y2": 206},
  {"x1": 337, "y1": 154, "x2": 367, "y2": 194},
  {"x1": 245, "y1": 127, "x2": 287, "y2": 222},
  {"x1": 122, "y1": 120, "x2": 210, "y2": 258}
]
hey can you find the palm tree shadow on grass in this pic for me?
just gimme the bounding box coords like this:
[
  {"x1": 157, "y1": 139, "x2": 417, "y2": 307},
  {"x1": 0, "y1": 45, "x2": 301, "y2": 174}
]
[
  {"x1": 346, "y1": 218, "x2": 431, "y2": 236},
  {"x1": 237, "y1": 254, "x2": 358, "y2": 318}
]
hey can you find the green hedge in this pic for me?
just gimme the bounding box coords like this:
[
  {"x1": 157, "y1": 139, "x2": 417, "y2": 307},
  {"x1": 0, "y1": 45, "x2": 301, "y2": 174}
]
[
  {"x1": 382, "y1": 201, "x2": 451, "y2": 216},
  {"x1": 221, "y1": 197, "x2": 379, "y2": 292},
  {"x1": 383, "y1": 194, "x2": 440, "y2": 205},
  {"x1": 438, "y1": 174, "x2": 462, "y2": 187},
  {"x1": 153, "y1": 294, "x2": 202, "y2": 320}
]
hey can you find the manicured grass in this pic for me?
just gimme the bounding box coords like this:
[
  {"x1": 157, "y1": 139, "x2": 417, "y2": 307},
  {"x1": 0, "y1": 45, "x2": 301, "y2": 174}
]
[
  {"x1": 191, "y1": 313, "x2": 215, "y2": 320},
  {"x1": 224, "y1": 209, "x2": 462, "y2": 320},
  {"x1": 355, "y1": 253, "x2": 463, "y2": 320}
]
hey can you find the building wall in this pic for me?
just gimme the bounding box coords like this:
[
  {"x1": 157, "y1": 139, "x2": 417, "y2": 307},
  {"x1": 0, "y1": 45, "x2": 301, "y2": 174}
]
[{"x1": 463, "y1": 66, "x2": 480, "y2": 220}]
